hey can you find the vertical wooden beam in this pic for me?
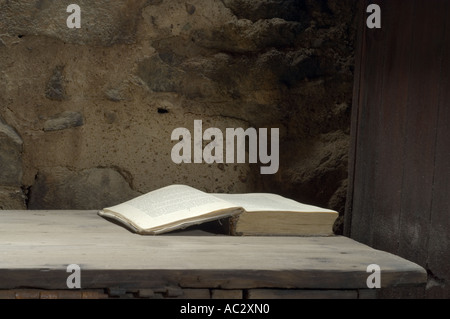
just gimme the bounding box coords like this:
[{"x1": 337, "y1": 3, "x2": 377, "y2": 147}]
[
  {"x1": 426, "y1": 0, "x2": 450, "y2": 298},
  {"x1": 347, "y1": 0, "x2": 450, "y2": 297},
  {"x1": 397, "y1": 0, "x2": 446, "y2": 266},
  {"x1": 370, "y1": 0, "x2": 415, "y2": 254},
  {"x1": 344, "y1": 0, "x2": 367, "y2": 237},
  {"x1": 348, "y1": 0, "x2": 389, "y2": 243}
]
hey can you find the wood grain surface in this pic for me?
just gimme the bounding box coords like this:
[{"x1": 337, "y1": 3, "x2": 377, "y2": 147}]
[{"x1": 0, "y1": 210, "x2": 426, "y2": 290}]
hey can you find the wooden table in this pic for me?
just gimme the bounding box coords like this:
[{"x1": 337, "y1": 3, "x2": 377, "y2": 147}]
[{"x1": 0, "y1": 210, "x2": 427, "y2": 299}]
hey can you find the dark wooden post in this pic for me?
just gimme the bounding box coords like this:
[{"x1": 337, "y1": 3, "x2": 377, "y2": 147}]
[{"x1": 345, "y1": 0, "x2": 450, "y2": 298}]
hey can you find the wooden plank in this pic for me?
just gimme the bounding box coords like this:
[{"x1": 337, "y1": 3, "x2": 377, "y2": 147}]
[
  {"x1": 344, "y1": 0, "x2": 368, "y2": 237},
  {"x1": 426, "y1": 0, "x2": 450, "y2": 298},
  {"x1": 0, "y1": 210, "x2": 426, "y2": 290},
  {"x1": 357, "y1": 289, "x2": 377, "y2": 299},
  {"x1": 348, "y1": 0, "x2": 450, "y2": 298},
  {"x1": 370, "y1": 0, "x2": 415, "y2": 253},
  {"x1": 177, "y1": 289, "x2": 211, "y2": 299},
  {"x1": 397, "y1": 0, "x2": 447, "y2": 266},
  {"x1": 211, "y1": 289, "x2": 242, "y2": 299},
  {"x1": 246, "y1": 289, "x2": 358, "y2": 299},
  {"x1": 0, "y1": 290, "x2": 16, "y2": 299},
  {"x1": 349, "y1": 0, "x2": 388, "y2": 244}
]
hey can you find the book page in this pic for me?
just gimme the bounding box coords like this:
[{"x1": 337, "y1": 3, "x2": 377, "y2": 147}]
[
  {"x1": 212, "y1": 193, "x2": 337, "y2": 214},
  {"x1": 101, "y1": 185, "x2": 241, "y2": 231}
]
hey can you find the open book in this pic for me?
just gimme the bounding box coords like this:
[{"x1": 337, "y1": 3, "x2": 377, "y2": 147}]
[
  {"x1": 98, "y1": 184, "x2": 338, "y2": 235},
  {"x1": 214, "y1": 193, "x2": 338, "y2": 236}
]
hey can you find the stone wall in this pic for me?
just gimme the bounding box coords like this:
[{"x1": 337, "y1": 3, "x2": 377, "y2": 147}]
[{"x1": 0, "y1": 0, "x2": 356, "y2": 220}]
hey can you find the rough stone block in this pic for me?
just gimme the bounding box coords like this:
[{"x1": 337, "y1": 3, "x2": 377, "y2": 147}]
[
  {"x1": 0, "y1": 121, "x2": 23, "y2": 186},
  {"x1": 43, "y1": 111, "x2": 84, "y2": 132},
  {"x1": 0, "y1": 186, "x2": 26, "y2": 209},
  {"x1": 222, "y1": 0, "x2": 308, "y2": 22},
  {"x1": 27, "y1": 167, "x2": 140, "y2": 210},
  {"x1": 45, "y1": 65, "x2": 67, "y2": 101},
  {"x1": 0, "y1": 0, "x2": 149, "y2": 46}
]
